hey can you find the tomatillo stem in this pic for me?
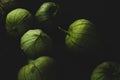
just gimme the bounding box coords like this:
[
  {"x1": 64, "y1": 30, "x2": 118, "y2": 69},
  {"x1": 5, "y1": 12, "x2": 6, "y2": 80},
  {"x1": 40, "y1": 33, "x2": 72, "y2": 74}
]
[{"x1": 58, "y1": 26, "x2": 70, "y2": 35}]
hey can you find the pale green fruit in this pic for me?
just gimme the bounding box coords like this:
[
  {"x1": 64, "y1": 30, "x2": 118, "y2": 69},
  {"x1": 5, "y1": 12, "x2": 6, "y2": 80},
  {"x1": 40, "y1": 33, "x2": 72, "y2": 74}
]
[
  {"x1": 20, "y1": 29, "x2": 52, "y2": 59},
  {"x1": 91, "y1": 61, "x2": 120, "y2": 80},
  {"x1": 6, "y1": 8, "x2": 33, "y2": 38},
  {"x1": 18, "y1": 56, "x2": 56, "y2": 80},
  {"x1": 35, "y1": 2, "x2": 59, "y2": 25},
  {"x1": 18, "y1": 63, "x2": 42, "y2": 80},
  {"x1": 65, "y1": 19, "x2": 98, "y2": 53}
]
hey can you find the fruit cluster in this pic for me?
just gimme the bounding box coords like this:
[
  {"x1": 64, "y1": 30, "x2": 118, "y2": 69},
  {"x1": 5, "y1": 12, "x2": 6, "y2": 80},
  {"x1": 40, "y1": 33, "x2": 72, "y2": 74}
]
[{"x1": 0, "y1": 1, "x2": 119, "y2": 80}]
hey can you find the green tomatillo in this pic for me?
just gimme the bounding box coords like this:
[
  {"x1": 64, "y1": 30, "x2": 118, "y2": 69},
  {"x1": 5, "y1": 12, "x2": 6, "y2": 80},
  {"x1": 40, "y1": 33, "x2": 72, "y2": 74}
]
[
  {"x1": 5, "y1": 8, "x2": 33, "y2": 38},
  {"x1": 18, "y1": 56, "x2": 56, "y2": 80},
  {"x1": 20, "y1": 29, "x2": 52, "y2": 59},
  {"x1": 59, "y1": 19, "x2": 98, "y2": 53},
  {"x1": 35, "y1": 2, "x2": 59, "y2": 26},
  {"x1": 91, "y1": 61, "x2": 120, "y2": 80}
]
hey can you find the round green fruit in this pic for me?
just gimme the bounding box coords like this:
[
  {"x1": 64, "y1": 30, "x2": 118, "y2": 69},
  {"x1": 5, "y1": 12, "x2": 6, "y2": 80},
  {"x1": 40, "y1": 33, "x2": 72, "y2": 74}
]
[
  {"x1": 63, "y1": 19, "x2": 98, "y2": 53},
  {"x1": 91, "y1": 61, "x2": 120, "y2": 80},
  {"x1": 20, "y1": 29, "x2": 52, "y2": 59},
  {"x1": 6, "y1": 8, "x2": 33, "y2": 38},
  {"x1": 18, "y1": 56, "x2": 56, "y2": 80},
  {"x1": 35, "y1": 2, "x2": 59, "y2": 25},
  {"x1": 18, "y1": 63, "x2": 41, "y2": 80}
]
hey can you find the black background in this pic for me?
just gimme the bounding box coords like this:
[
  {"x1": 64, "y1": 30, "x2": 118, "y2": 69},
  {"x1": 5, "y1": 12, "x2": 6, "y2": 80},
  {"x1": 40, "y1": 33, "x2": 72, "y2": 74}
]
[{"x1": 0, "y1": 0, "x2": 118, "y2": 80}]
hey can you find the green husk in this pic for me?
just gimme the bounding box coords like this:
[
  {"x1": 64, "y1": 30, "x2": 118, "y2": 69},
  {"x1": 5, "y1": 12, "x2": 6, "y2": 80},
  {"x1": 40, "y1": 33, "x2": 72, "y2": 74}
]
[
  {"x1": 91, "y1": 61, "x2": 120, "y2": 80},
  {"x1": 65, "y1": 19, "x2": 98, "y2": 53},
  {"x1": 18, "y1": 56, "x2": 56, "y2": 80},
  {"x1": 5, "y1": 8, "x2": 33, "y2": 38},
  {"x1": 35, "y1": 2, "x2": 59, "y2": 25},
  {"x1": 20, "y1": 29, "x2": 52, "y2": 59}
]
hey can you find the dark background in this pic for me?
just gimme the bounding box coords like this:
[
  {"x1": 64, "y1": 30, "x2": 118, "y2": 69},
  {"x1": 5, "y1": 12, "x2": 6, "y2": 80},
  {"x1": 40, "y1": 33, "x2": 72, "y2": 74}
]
[{"x1": 0, "y1": 0, "x2": 118, "y2": 80}]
